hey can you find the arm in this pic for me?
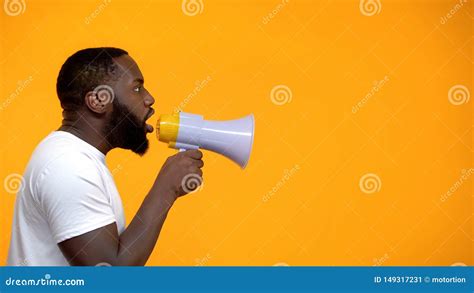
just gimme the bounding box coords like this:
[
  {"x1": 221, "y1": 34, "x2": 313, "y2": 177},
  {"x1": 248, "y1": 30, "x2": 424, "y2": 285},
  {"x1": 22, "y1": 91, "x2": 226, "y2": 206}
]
[{"x1": 58, "y1": 149, "x2": 204, "y2": 266}]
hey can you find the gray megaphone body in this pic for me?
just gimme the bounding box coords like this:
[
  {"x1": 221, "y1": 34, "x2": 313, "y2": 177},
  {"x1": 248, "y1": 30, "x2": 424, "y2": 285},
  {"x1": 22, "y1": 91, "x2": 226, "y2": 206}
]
[{"x1": 156, "y1": 112, "x2": 254, "y2": 168}]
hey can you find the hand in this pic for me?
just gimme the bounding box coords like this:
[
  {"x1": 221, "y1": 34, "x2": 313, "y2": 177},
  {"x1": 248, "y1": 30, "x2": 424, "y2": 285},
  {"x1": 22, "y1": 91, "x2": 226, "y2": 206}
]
[{"x1": 155, "y1": 149, "x2": 204, "y2": 201}]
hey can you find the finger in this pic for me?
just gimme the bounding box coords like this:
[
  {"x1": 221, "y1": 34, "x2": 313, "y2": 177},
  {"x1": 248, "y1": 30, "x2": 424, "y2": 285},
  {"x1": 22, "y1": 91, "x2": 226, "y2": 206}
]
[
  {"x1": 182, "y1": 157, "x2": 203, "y2": 168},
  {"x1": 184, "y1": 149, "x2": 203, "y2": 160},
  {"x1": 194, "y1": 159, "x2": 204, "y2": 168},
  {"x1": 189, "y1": 168, "x2": 203, "y2": 178}
]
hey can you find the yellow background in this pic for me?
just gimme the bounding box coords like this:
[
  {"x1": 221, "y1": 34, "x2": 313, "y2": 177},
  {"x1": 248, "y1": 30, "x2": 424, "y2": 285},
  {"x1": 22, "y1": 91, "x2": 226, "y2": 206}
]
[{"x1": 0, "y1": 0, "x2": 472, "y2": 266}]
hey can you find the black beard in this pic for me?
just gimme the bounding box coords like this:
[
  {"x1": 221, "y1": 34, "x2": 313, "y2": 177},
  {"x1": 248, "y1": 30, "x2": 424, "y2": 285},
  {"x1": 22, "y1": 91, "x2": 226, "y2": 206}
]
[{"x1": 105, "y1": 100, "x2": 150, "y2": 156}]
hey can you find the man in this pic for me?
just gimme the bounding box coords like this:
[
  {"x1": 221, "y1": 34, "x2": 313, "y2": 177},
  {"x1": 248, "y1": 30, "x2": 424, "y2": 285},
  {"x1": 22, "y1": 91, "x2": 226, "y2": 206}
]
[{"x1": 7, "y1": 47, "x2": 203, "y2": 266}]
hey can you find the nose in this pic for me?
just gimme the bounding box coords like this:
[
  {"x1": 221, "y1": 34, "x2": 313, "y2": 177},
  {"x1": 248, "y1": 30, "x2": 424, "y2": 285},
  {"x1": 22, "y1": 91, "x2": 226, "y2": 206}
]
[{"x1": 145, "y1": 92, "x2": 155, "y2": 107}]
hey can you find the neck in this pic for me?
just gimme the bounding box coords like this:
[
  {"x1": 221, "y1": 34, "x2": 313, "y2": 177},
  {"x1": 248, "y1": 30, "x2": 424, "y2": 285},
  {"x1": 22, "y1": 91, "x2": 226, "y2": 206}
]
[{"x1": 58, "y1": 110, "x2": 113, "y2": 155}]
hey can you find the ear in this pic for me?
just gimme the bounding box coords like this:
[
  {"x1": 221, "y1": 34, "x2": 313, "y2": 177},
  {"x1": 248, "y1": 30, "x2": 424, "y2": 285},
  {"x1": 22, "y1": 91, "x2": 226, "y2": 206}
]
[
  {"x1": 84, "y1": 88, "x2": 113, "y2": 114},
  {"x1": 85, "y1": 91, "x2": 107, "y2": 114}
]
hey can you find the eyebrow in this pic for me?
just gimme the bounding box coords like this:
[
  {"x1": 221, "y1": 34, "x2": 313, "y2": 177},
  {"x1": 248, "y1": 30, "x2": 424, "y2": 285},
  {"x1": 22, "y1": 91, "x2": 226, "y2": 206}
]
[{"x1": 133, "y1": 78, "x2": 144, "y2": 84}]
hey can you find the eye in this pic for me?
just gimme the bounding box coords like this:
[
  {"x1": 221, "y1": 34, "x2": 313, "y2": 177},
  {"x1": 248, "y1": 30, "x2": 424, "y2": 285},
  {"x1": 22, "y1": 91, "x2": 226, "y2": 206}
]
[{"x1": 133, "y1": 86, "x2": 142, "y2": 92}]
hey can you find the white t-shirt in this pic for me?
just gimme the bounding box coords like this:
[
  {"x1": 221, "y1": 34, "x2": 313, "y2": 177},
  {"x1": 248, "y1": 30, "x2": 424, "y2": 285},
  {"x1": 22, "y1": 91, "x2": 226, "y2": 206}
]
[{"x1": 7, "y1": 131, "x2": 126, "y2": 266}]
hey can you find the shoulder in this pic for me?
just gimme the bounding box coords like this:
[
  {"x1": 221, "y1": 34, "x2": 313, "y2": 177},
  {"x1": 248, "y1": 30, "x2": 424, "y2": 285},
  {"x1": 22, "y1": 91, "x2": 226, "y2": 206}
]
[{"x1": 31, "y1": 133, "x2": 106, "y2": 198}]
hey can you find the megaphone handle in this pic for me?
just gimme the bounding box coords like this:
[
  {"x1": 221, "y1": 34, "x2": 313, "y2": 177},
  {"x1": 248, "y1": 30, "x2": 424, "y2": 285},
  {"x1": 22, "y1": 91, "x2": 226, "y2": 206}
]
[
  {"x1": 178, "y1": 146, "x2": 199, "y2": 152},
  {"x1": 175, "y1": 142, "x2": 199, "y2": 152}
]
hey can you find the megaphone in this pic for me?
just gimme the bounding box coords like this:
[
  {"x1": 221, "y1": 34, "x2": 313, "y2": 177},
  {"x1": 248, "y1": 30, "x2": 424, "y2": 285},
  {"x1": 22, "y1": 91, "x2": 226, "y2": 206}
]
[{"x1": 156, "y1": 112, "x2": 255, "y2": 169}]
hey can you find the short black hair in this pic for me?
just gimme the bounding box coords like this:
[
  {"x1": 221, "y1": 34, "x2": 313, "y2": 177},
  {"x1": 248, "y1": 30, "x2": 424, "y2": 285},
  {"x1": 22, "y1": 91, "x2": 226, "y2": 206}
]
[{"x1": 56, "y1": 47, "x2": 128, "y2": 111}]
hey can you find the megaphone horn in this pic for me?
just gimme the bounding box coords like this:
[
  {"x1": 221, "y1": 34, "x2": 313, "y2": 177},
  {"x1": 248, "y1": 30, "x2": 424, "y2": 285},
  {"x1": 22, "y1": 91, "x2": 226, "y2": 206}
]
[{"x1": 156, "y1": 112, "x2": 255, "y2": 169}]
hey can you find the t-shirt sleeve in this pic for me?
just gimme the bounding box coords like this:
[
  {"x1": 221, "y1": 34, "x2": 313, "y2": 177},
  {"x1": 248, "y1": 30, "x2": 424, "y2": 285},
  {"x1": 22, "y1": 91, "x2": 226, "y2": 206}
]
[{"x1": 36, "y1": 153, "x2": 116, "y2": 244}]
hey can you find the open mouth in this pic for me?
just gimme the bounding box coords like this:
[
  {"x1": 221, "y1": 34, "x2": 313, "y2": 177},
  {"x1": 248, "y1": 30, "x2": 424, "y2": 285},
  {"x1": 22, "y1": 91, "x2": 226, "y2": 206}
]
[{"x1": 145, "y1": 108, "x2": 155, "y2": 133}]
